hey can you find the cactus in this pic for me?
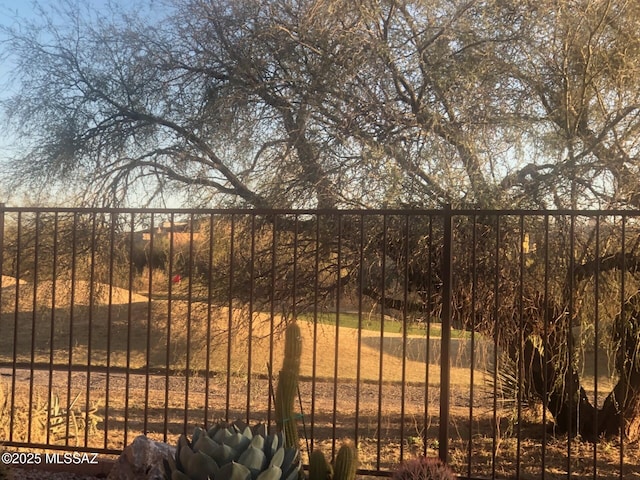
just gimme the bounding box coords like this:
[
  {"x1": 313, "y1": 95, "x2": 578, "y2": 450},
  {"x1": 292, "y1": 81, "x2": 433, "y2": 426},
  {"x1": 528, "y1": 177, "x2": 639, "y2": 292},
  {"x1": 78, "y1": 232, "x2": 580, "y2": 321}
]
[
  {"x1": 308, "y1": 449, "x2": 332, "y2": 480},
  {"x1": 391, "y1": 457, "x2": 456, "y2": 480},
  {"x1": 308, "y1": 443, "x2": 357, "y2": 480},
  {"x1": 332, "y1": 443, "x2": 357, "y2": 480},
  {"x1": 164, "y1": 420, "x2": 302, "y2": 480},
  {"x1": 275, "y1": 322, "x2": 302, "y2": 448}
]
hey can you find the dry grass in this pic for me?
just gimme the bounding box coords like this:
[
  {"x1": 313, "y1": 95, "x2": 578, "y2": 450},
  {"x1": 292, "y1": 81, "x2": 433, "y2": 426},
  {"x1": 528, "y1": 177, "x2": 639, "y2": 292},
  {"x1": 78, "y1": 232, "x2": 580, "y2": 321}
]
[{"x1": 0, "y1": 279, "x2": 638, "y2": 479}]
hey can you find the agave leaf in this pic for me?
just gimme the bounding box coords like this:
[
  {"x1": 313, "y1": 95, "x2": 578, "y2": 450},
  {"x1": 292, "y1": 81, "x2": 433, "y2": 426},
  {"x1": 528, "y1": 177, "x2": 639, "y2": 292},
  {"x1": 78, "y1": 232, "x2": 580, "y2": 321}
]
[
  {"x1": 249, "y1": 434, "x2": 265, "y2": 450},
  {"x1": 275, "y1": 432, "x2": 284, "y2": 449},
  {"x1": 163, "y1": 457, "x2": 175, "y2": 480},
  {"x1": 210, "y1": 443, "x2": 235, "y2": 466},
  {"x1": 283, "y1": 465, "x2": 300, "y2": 480},
  {"x1": 185, "y1": 451, "x2": 219, "y2": 480},
  {"x1": 242, "y1": 425, "x2": 253, "y2": 439},
  {"x1": 195, "y1": 433, "x2": 220, "y2": 457},
  {"x1": 165, "y1": 455, "x2": 177, "y2": 473},
  {"x1": 256, "y1": 465, "x2": 282, "y2": 480},
  {"x1": 238, "y1": 445, "x2": 267, "y2": 471},
  {"x1": 280, "y1": 448, "x2": 299, "y2": 476},
  {"x1": 179, "y1": 435, "x2": 195, "y2": 473},
  {"x1": 217, "y1": 462, "x2": 252, "y2": 480},
  {"x1": 233, "y1": 420, "x2": 249, "y2": 432},
  {"x1": 269, "y1": 447, "x2": 284, "y2": 469},
  {"x1": 252, "y1": 423, "x2": 267, "y2": 437},
  {"x1": 179, "y1": 433, "x2": 193, "y2": 450},
  {"x1": 192, "y1": 427, "x2": 204, "y2": 445},
  {"x1": 212, "y1": 427, "x2": 232, "y2": 444},
  {"x1": 269, "y1": 448, "x2": 284, "y2": 469},
  {"x1": 224, "y1": 432, "x2": 251, "y2": 452},
  {"x1": 264, "y1": 435, "x2": 279, "y2": 458}
]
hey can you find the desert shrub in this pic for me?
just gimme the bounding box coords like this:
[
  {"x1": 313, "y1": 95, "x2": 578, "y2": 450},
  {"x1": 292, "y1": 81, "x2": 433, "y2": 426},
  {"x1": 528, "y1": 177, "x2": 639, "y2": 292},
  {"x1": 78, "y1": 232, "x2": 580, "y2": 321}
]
[{"x1": 392, "y1": 456, "x2": 456, "y2": 480}]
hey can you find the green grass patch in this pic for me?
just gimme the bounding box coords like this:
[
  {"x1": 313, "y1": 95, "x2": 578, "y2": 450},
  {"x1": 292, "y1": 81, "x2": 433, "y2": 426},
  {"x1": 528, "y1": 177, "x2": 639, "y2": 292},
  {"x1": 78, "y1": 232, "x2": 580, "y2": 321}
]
[{"x1": 297, "y1": 311, "x2": 472, "y2": 338}]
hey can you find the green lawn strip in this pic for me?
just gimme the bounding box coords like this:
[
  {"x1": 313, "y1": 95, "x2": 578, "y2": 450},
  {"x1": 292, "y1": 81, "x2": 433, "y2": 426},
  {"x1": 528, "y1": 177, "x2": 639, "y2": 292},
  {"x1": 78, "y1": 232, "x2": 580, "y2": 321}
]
[{"x1": 296, "y1": 311, "x2": 472, "y2": 338}]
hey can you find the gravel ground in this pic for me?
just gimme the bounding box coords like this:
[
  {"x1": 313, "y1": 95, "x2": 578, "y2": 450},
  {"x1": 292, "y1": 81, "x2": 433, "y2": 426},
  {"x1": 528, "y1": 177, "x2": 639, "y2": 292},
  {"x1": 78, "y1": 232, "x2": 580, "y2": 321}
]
[
  {"x1": 10, "y1": 461, "x2": 112, "y2": 480},
  {"x1": 12, "y1": 469, "x2": 104, "y2": 480}
]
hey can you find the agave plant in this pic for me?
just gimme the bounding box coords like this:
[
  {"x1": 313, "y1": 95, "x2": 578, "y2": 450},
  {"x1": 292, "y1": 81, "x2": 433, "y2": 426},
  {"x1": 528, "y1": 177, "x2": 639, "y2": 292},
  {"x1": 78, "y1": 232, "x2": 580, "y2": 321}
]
[{"x1": 164, "y1": 420, "x2": 302, "y2": 480}]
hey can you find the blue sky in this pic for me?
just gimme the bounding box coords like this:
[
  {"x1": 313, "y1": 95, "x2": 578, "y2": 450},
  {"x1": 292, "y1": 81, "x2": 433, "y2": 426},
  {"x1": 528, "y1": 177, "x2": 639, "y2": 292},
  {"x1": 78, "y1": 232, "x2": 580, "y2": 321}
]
[
  {"x1": 0, "y1": 1, "x2": 41, "y2": 201},
  {"x1": 0, "y1": 0, "x2": 157, "y2": 204},
  {"x1": 0, "y1": 0, "x2": 131, "y2": 101}
]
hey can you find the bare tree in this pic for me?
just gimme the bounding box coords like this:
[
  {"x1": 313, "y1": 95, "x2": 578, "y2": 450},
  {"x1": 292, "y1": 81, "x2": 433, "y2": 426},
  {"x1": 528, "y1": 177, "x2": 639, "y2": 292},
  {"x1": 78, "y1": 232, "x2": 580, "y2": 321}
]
[{"x1": 2, "y1": 1, "x2": 640, "y2": 210}]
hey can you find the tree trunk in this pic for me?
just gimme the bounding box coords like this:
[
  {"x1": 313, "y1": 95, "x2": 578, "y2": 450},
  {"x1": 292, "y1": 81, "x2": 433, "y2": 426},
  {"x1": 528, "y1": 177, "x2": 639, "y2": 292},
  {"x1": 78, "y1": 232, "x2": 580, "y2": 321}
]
[
  {"x1": 525, "y1": 292, "x2": 640, "y2": 442},
  {"x1": 598, "y1": 378, "x2": 640, "y2": 441},
  {"x1": 596, "y1": 294, "x2": 640, "y2": 441}
]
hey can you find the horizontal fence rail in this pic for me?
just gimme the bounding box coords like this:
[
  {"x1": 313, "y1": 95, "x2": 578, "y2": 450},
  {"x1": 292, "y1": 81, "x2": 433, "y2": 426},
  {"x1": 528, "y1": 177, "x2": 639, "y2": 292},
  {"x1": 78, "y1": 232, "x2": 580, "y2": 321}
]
[{"x1": 0, "y1": 206, "x2": 639, "y2": 479}]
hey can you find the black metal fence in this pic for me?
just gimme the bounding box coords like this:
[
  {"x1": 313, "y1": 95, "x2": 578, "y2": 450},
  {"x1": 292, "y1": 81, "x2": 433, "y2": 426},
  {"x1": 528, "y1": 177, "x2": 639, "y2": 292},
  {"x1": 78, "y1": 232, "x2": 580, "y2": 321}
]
[{"x1": 0, "y1": 206, "x2": 639, "y2": 479}]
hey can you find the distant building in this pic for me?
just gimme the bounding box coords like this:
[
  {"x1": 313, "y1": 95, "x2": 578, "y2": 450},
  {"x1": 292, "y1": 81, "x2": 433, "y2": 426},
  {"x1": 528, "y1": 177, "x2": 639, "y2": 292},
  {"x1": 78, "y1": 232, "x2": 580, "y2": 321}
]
[{"x1": 141, "y1": 219, "x2": 202, "y2": 245}]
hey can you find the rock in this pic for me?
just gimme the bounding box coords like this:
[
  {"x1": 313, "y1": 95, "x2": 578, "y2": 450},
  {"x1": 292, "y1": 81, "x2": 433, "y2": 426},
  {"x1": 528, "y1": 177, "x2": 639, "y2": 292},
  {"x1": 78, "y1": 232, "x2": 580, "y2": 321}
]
[{"x1": 108, "y1": 435, "x2": 175, "y2": 480}]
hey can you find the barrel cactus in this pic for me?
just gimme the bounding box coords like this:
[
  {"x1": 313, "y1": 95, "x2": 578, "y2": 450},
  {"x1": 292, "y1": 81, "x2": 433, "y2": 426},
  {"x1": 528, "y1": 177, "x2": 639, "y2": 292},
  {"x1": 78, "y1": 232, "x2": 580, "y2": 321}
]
[
  {"x1": 391, "y1": 456, "x2": 456, "y2": 480},
  {"x1": 164, "y1": 420, "x2": 302, "y2": 480},
  {"x1": 308, "y1": 443, "x2": 357, "y2": 480}
]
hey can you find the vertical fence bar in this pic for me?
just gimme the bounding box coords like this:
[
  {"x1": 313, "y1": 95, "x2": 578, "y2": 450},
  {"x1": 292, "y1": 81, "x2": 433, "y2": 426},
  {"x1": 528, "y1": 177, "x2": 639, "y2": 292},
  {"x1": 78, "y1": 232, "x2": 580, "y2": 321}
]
[
  {"x1": 567, "y1": 214, "x2": 575, "y2": 478},
  {"x1": 399, "y1": 214, "x2": 409, "y2": 463},
  {"x1": 226, "y1": 214, "x2": 235, "y2": 421},
  {"x1": 424, "y1": 217, "x2": 433, "y2": 458},
  {"x1": 204, "y1": 213, "x2": 214, "y2": 429},
  {"x1": 46, "y1": 212, "x2": 58, "y2": 446},
  {"x1": 593, "y1": 215, "x2": 600, "y2": 480},
  {"x1": 376, "y1": 214, "x2": 387, "y2": 469},
  {"x1": 144, "y1": 213, "x2": 153, "y2": 434},
  {"x1": 246, "y1": 214, "x2": 256, "y2": 424},
  {"x1": 9, "y1": 212, "x2": 21, "y2": 444},
  {"x1": 0, "y1": 204, "x2": 3, "y2": 335},
  {"x1": 619, "y1": 215, "x2": 626, "y2": 480},
  {"x1": 310, "y1": 214, "x2": 320, "y2": 450},
  {"x1": 0, "y1": 205, "x2": 3, "y2": 436},
  {"x1": 157, "y1": 213, "x2": 168, "y2": 436},
  {"x1": 160, "y1": 212, "x2": 172, "y2": 442},
  {"x1": 27, "y1": 212, "x2": 40, "y2": 444},
  {"x1": 123, "y1": 213, "x2": 134, "y2": 445},
  {"x1": 293, "y1": 214, "x2": 299, "y2": 320},
  {"x1": 467, "y1": 214, "x2": 477, "y2": 478},
  {"x1": 491, "y1": 214, "x2": 500, "y2": 479},
  {"x1": 0, "y1": 205, "x2": 3, "y2": 439},
  {"x1": 103, "y1": 212, "x2": 116, "y2": 449},
  {"x1": 542, "y1": 214, "x2": 550, "y2": 480},
  {"x1": 83, "y1": 212, "x2": 97, "y2": 448},
  {"x1": 516, "y1": 214, "x2": 525, "y2": 480},
  {"x1": 331, "y1": 214, "x2": 341, "y2": 457},
  {"x1": 65, "y1": 213, "x2": 78, "y2": 446},
  {"x1": 354, "y1": 213, "x2": 364, "y2": 449},
  {"x1": 184, "y1": 213, "x2": 195, "y2": 429},
  {"x1": 438, "y1": 206, "x2": 453, "y2": 464},
  {"x1": 267, "y1": 215, "x2": 278, "y2": 429}
]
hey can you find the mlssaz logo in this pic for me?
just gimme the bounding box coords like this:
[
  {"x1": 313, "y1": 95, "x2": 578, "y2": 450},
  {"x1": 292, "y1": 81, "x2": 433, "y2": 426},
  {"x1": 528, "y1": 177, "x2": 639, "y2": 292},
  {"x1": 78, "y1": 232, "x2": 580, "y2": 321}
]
[{"x1": 45, "y1": 453, "x2": 99, "y2": 465}]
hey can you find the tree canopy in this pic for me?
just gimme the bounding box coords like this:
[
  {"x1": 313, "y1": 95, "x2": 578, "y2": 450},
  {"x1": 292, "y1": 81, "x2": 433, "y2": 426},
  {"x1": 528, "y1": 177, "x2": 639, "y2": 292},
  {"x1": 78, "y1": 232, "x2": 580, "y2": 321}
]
[{"x1": 2, "y1": 0, "x2": 640, "y2": 208}]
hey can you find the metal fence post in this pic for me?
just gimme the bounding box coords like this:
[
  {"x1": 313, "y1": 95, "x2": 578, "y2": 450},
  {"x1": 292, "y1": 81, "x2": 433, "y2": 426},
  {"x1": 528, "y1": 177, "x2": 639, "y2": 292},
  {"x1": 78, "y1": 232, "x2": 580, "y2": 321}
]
[
  {"x1": 0, "y1": 202, "x2": 3, "y2": 312},
  {"x1": 439, "y1": 205, "x2": 453, "y2": 464}
]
